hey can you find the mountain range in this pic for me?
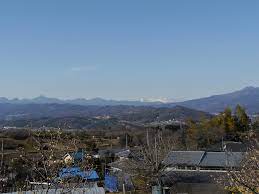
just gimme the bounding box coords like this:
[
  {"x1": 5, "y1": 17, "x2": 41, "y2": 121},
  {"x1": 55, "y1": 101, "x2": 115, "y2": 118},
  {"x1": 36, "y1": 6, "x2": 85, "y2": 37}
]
[
  {"x1": 168, "y1": 86, "x2": 259, "y2": 114},
  {"x1": 0, "y1": 96, "x2": 164, "y2": 106},
  {"x1": 1, "y1": 86, "x2": 259, "y2": 114}
]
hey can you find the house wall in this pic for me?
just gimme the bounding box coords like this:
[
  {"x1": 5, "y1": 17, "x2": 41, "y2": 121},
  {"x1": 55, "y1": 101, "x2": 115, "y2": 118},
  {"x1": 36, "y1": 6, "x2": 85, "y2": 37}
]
[{"x1": 173, "y1": 183, "x2": 227, "y2": 194}]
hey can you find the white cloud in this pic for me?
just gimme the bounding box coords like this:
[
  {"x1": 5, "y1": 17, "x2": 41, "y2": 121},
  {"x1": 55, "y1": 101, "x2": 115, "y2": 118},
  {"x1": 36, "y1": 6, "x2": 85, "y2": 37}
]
[
  {"x1": 140, "y1": 97, "x2": 172, "y2": 103},
  {"x1": 71, "y1": 67, "x2": 82, "y2": 72},
  {"x1": 70, "y1": 65, "x2": 97, "y2": 72}
]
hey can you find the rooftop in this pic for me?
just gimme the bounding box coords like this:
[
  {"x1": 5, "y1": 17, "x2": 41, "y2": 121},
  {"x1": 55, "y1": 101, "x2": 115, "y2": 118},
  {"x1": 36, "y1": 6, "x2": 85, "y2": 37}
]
[
  {"x1": 164, "y1": 151, "x2": 205, "y2": 166},
  {"x1": 199, "y1": 152, "x2": 243, "y2": 168},
  {"x1": 164, "y1": 151, "x2": 244, "y2": 168}
]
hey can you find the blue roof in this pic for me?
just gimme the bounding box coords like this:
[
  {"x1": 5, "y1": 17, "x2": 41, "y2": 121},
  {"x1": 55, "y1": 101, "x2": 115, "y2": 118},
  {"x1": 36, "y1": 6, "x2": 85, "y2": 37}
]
[
  {"x1": 58, "y1": 167, "x2": 99, "y2": 180},
  {"x1": 73, "y1": 151, "x2": 85, "y2": 161},
  {"x1": 88, "y1": 170, "x2": 99, "y2": 180},
  {"x1": 105, "y1": 174, "x2": 118, "y2": 192}
]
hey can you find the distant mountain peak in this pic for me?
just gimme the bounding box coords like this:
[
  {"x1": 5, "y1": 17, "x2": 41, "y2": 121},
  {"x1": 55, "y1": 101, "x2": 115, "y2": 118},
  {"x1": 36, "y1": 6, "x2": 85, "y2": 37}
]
[
  {"x1": 1, "y1": 86, "x2": 259, "y2": 114},
  {"x1": 34, "y1": 95, "x2": 49, "y2": 100},
  {"x1": 90, "y1": 97, "x2": 106, "y2": 101},
  {"x1": 241, "y1": 86, "x2": 258, "y2": 91},
  {"x1": 139, "y1": 98, "x2": 170, "y2": 103},
  {"x1": 172, "y1": 86, "x2": 259, "y2": 114}
]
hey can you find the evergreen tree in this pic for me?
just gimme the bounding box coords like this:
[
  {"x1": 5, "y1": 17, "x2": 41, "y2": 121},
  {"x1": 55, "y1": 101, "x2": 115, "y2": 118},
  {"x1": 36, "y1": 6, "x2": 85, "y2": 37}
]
[
  {"x1": 222, "y1": 107, "x2": 235, "y2": 134},
  {"x1": 235, "y1": 104, "x2": 250, "y2": 132}
]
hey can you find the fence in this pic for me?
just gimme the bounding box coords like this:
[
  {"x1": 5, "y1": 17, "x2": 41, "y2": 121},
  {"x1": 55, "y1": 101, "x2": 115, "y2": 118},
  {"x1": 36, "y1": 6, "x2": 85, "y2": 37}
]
[{"x1": 2, "y1": 186, "x2": 105, "y2": 194}]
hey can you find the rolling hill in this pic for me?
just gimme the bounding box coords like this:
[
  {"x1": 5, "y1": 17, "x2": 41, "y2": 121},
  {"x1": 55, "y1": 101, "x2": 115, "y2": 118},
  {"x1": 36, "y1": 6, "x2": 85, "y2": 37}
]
[{"x1": 0, "y1": 103, "x2": 211, "y2": 124}]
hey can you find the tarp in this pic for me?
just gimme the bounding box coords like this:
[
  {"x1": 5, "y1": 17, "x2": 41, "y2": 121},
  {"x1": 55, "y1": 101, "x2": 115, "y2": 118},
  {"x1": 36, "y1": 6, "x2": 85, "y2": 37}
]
[
  {"x1": 58, "y1": 167, "x2": 99, "y2": 181},
  {"x1": 104, "y1": 174, "x2": 118, "y2": 192},
  {"x1": 87, "y1": 170, "x2": 99, "y2": 180}
]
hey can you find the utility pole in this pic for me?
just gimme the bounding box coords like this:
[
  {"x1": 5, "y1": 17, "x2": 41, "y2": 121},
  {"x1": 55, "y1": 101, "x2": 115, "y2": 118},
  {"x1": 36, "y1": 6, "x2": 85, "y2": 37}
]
[
  {"x1": 122, "y1": 183, "x2": 126, "y2": 194},
  {"x1": 155, "y1": 137, "x2": 158, "y2": 169},
  {"x1": 146, "y1": 128, "x2": 150, "y2": 147},
  {"x1": 125, "y1": 133, "x2": 128, "y2": 149},
  {"x1": 110, "y1": 136, "x2": 113, "y2": 149},
  {"x1": 222, "y1": 137, "x2": 224, "y2": 151}
]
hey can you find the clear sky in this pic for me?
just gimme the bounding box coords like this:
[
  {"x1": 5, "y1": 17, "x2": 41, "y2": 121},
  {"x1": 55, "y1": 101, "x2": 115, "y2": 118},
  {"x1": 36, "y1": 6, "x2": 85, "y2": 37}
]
[{"x1": 0, "y1": 0, "x2": 258, "y2": 101}]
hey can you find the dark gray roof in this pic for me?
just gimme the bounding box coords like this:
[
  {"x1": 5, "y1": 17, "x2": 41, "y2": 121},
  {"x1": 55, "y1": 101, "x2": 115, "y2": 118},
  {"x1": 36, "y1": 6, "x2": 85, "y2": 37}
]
[
  {"x1": 199, "y1": 152, "x2": 243, "y2": 167},
  {"x1": 164, "y1": 151, "x2": 244, "y2": 168},
  {"x1": 224, "y1": 142, "x2": 247, "y2": 152},
  {"x1": 164, "y1": 151, "x2": 205, "y2": 166},
  {"x1": 115, "y1": 149, "x2": 131, "y2": 158},
  {"x1": 98, "y1": 148, "x2": 129, "y2": 156}
]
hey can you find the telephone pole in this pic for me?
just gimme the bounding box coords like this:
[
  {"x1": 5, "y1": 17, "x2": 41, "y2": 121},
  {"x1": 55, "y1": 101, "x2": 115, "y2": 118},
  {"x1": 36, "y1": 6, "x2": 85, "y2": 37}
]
[
  {"x1": 146, "y1": 128, "x2": 150, "y2": 147},
  {"x1": 155, "y1": 137, "x2": 158, "y2": 169},
  {"x1": 125, "y1": 133, "x2": 128, "y2": 149}
]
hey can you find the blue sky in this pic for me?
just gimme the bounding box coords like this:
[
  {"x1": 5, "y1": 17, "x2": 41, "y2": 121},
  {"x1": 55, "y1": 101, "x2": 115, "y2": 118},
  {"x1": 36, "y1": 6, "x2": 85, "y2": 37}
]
[{"x1": 0, "y1": 1, "x2": 258, "y2": 101}]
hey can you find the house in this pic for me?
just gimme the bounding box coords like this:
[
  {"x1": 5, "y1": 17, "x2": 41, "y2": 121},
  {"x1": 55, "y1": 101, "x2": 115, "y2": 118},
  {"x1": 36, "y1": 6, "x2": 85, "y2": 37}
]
[
  {"x1": 63, "y1": 150, "x2": 87, "y2": 165},
  {"x1": 164, "y1": 151, "x2": 244, "y2": 171},
  {"x1": 63, "y1": 153, "x2": 74, "y2": 164},
  {"x1": 98, "y1": 148, "x2": 131, "y2": 159},
  {"x1": 161, "y1": 151, "x2": 245, "y2": 193},
  {"x1": 115, "y1": 149, "x2": 131, "y2": 160},
  {"x1": 223, "y1": 142, "x2": 247, "y2": 152},
  {"x1": 105, "y1": 172, "x2": 119, "y2": 192}
]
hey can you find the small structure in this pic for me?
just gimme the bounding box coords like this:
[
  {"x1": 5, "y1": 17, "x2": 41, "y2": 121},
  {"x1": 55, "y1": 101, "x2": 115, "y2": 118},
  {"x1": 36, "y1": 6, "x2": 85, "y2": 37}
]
[
  {"x1": 115, "y1": 149, "x2": 131, "y2": 160},
  {"x1": 63, "y1": 153, "x2": 74, "y2": 165},
  {"x1": 106, "y1": 160, "x2": 135, "y2": 192},
  {"x1": 73, "y1": 150, "x2": 86, "y2": 163},
  {"x1": 63, "y1": 150, "x2": 86, "y2": 165},
  {"x1": 105, "y1": 172, "x2": 119, "y2": 192},
  {"x1": 223, "y1": 142, "x2": 247, "y2": 152},
  {"x1": 97, "y1": 148, "x2": 131, "y2": 164}
]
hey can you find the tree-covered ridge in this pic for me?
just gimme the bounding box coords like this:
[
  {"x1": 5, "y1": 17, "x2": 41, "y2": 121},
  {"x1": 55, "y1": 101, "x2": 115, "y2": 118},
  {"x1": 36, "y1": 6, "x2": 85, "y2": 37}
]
[
  {"x1": 0, "y1": 103, "x2": 211, "y2": 124},
  {"x1": 185, "y1": 105, "x2": 252, "y2": 149}
]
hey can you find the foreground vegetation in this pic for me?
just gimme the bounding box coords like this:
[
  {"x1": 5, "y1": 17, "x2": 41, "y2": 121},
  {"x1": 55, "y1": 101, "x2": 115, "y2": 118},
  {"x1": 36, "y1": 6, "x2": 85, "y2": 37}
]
[{"x1": 0, "y1": 105, "x2": 258, "y2": 193}]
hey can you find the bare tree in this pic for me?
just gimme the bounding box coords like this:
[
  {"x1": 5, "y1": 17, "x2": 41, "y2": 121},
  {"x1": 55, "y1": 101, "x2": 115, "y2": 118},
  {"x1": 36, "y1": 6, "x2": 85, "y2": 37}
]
[
  {"x1": 19, "y1": 130, "x2": 87, "y2": 193},
  {"x1": 123, "y1": 130, "x2": 176, "y2": 191},
  {"x1": 218, "y1": 146, "x2": 259, "y2": 194}
]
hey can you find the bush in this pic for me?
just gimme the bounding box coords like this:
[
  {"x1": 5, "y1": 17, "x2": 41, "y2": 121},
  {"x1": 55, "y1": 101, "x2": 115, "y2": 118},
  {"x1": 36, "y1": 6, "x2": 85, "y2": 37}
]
[{"x1": 4, "y1": 129, "x2": 31, "y2": 140}]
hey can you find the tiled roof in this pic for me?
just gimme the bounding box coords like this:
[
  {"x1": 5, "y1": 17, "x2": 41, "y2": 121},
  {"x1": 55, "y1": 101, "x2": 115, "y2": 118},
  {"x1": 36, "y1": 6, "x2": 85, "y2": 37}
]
[
  {"x1": 164, "y1": 151, "x2": 244, "y2": 168},
  {"x1": 199, "y1": 152, "x2": 243, "y2": 167},
  {"x1": 164, "y1": 151, "x2": 205, "y2": 166}
]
